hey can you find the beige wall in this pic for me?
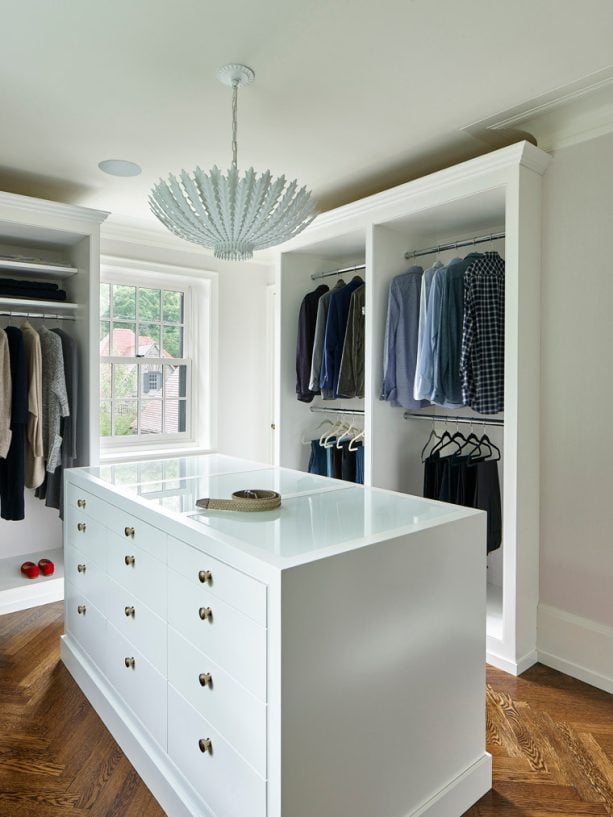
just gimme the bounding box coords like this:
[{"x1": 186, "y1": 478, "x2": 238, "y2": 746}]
[{"x1": 540, "y1": 132, "x2": 613, "y2": 629}]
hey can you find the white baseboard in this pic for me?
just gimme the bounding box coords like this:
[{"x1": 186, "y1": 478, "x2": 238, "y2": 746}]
[
  {"x1": 0, "y1": 577, "x2": 64, "y2": 615},
  {"x1": 410, "y1": 754, "x2": 491, "y2": 817},
  {"x1": 486, "y1": 642, "x2": 538, "y2": 676},
  {"x1": 537, "y1": 604, "x2": 613, "y2": 694}
]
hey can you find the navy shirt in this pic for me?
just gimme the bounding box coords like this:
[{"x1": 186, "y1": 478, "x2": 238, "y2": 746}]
[{"x1": 320, "y1": 276, "x2": 364, "y2": 398}]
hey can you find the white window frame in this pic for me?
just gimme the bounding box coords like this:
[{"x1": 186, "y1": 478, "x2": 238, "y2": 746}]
[{"x1": 100, "y1": 258, "x2": 216, "y2": 460}]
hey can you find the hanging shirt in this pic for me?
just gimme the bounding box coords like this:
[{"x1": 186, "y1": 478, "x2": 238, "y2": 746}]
[
  {"x1": 433, "y1": 253, "x2": 483, "y2": 407},
  {"x1": 460, "y1": 251, "x2": 505, "y2": 414},
  {"x1": 380, "y1": 266, "x2": 428, "y2": 409},
  {"x1": 0, "y1": 328, "x2": 12, "y2": 458},
  {"x1": 337, "y1": 284, "x2": 365, "y2": 399},
  {"x1": 42, "y1": 329, "x2": 78, "y2": 517},
  {"x1": 309, "y1": 280, "x2": 345, "y2": 397},
  {"x1": 39, "y1": 326, "x2": 69, "y2": 473},
  {"x1": 296, "y1": 284, "x2": 329, "y2": 402},
  {"x1": 413, "y1": 261, "x2": 442, "y2": 401},
  {"x1": 0, "y1": 327, "x2": 27, "y2": 520},
  {"x1": 21, "y1": 321, "x2": 45, "y2": 488},
  {"x1": 320, "y1": 276, "x2": 363, "y2": 399}
]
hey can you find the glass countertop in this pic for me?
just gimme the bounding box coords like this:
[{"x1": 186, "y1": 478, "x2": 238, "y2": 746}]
[{"x1": 80, "y1": 456, "x2": 472, "y2": 562}]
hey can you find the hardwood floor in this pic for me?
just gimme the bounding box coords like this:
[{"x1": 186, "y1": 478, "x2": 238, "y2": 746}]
[{"x1": 0, "y1": 602, "x2": 611, "y2": 817}]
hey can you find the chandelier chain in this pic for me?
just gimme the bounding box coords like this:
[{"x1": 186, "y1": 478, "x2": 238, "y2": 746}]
[{"x1": 232, "y1": 80, "x2": 238, "y2": 169}]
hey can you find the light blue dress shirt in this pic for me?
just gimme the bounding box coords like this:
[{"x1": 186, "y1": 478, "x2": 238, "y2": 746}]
[
  {"x1": 413, "y1": 261, "x2": 442, "y2": 401},
  {"x1": 380, "y1": 266, "x2": 429, "y2": 409}
]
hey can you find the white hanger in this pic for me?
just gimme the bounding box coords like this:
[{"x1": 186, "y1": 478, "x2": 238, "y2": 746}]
[
  {"x1": 301, "y1": 418, "x2": 334, "y2": 445},
  {"x1": 321, "y1": 416, "x2": 349, "y2": 448},
  {"x1": 348, "y1": 428, "x2": 365, "y2": 451}
]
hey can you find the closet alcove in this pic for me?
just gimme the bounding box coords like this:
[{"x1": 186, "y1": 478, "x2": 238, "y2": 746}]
[
  {"x1": 0, "y1": 192, "x2": 108, "y2": 613},
  {"x1": 276, "y1": 141, "x2": 551, "y2": 674}
]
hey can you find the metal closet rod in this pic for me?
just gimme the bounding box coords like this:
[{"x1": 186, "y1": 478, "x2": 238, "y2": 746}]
[
  {"x1": 0, "y1": 310, "x2": 76, "y2": 321},
  {"x1": 310, "y1": 405, "x2": 365, "y2": 416},
  {"x1": 404, "y1": 231, "x2": 505, "y2": 260},
  {"x1": 403, "y1": 411, "x2": 503, "y2": 427},
  {"x1": 311, "y1": 263, "x2": 366, "y2": 281}
]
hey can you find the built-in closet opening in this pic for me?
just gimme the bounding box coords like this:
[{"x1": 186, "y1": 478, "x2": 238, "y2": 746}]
[
  {"x1": 276, "y1": 141, "x2": 551, "y2": 675},
  {"x1": 278, "y1": 229, "x2": 367, "y2": 478},
  {"x1": 0, "y1": 192, "x2": 107, "y2": 613}
]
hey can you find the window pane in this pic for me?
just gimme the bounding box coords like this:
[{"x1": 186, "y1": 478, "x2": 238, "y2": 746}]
[
  {"x1": 100, "y1": 401, "x2": 112, "y2": 436},
  {"x1": 141, "y1": 363, "x2": 163, "y2": 396},
  {"x1": 138, "y1": 287, "x2": 161, "y2": 322},
  {"x1": 100, "y1": 283, "x2": 110, "y2": 319},
  {"x1": 137, "y1": 323, "x2": 161, "y2": 356},
  {"x1": 100, "y1": 321, "x2": 110, "y2": 353},
  {"x1": 113, "y1": 463, "x2": 139, "y2": 485},
  {"x1": 100, "y1": 363, "x2": 112, "y2": 399},
  {"x1": 164, "y1": 364, "x2": 187, "y2": 398},
  {"x1": 163, "y1": 290, "x2": 184, "y2": 323},
  {"x1": 113, "y1": 400, "x2": 138, "y2": 435},
  {"x1": 139, "y1": 460, "x2": 164, "y2": 484},
  {"x1": 114, "y1": 363, "x2": 138, "y2": 399},
  {"x1": 163, "y1": 460, "x2": 181, "y2": 480},
  {"x1": 162, "y1": 325, "x2": 183, "y2": 358},
  {"x1": 164, "y1": 400, "x2": 187, "y2": 433},
  {"x1": 140, "y1": 400, "x2": 162, "y2": 435},
  {"x1": 113, "y1": 285, "x2": 136, "y2": 320},
  {"x1": 111, "y1": 322, "x2": 137, "y2": 356}
]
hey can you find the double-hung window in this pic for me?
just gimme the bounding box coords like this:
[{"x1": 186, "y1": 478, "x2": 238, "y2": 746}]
[{"x1": 100, "y1": 264, "x2": 211, "y2": 452}]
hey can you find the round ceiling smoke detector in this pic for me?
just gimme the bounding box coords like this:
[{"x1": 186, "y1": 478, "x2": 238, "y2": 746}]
[{"x1": 98, "y1": 159, "x2": 142, "y2": 177}]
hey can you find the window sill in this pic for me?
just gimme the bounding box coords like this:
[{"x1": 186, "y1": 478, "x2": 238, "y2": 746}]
[{"x1": 99, "y1": 444, "x2": 215, "y2": 464}]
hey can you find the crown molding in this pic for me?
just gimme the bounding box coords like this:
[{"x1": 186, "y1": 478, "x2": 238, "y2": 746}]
[
  {"x1": 280, "y1": 141, "x2": 550, "y2": 252},
  {"x1": 0, "y1": 190, "x2": 109, "y2": 225}
]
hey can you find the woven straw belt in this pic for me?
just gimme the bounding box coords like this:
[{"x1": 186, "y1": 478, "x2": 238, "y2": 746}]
[{"x1": 196, "y1": 489, "x2": 281, "y2": 513}]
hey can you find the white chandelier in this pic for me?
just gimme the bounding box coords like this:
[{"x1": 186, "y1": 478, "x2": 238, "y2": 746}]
[{"x1": 149, "y1": 64, "x2": 317, "y2": 261}]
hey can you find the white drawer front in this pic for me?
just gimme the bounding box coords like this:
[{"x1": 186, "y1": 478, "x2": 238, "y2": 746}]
[
  {"x1": 64, "y1": 580, "x2": 107, "y2": 672},
  {"x1": 108, "y1": 512, "x2": 167, "y2": 563},
  {"x1": 107, "y1": 532, "x2": 167, "y2": 617},
  {"x1": 168, "y1": 571, "x2": 266, "y2": 701},
  {"x1": 105, "y1": 623, "x2": 167, "y2": 749},
  {"x1": 168, "y1": 627, "x2": 266, "y2": 777},
  {"x1": 168, "y1": 536, "x2": 266, "y2": 626},
  {"x1": 168, "y1": 687, "x2": 266, "y2": 817},
  {"x1": 106, "y1": 576, "x2": 167, "y2": 675},
  {"x1": 64, "y1": 544, "x2": 108, "y2": 617},
  {"x1": 66, "y1": 483, "x2": 109, "y2": 527},
  {"x1": 65, "y1": 514, "x2": 107, "y2": 564}
]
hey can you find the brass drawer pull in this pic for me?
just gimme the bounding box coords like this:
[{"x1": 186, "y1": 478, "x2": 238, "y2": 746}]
[
  {"x1": 124, "y1": 606, "x2": 135, "y2": 618},
  {"x1": 199, "y1": 673, "x2": 213, "y2": 688},
  {"x1": 77, "y1": 604, "x2": 86, "y2": 615},
  {"x1": 198, "y1": 606, "x2": 213, "y2": 621},
  {"x1": 77, "y1": 563, "x2": 86, "y2": 573},
  {"x1": 77, "y1": 522, "x2": 87, "y2": 532},
  {"x1": 124, "y1": 555, "x2": 136, "y2": 566},
  {"x1": 77, "y1": 498, "x2": 87, "y2": 508},
  {"x1": 198, "y1": 738, "x2": 212, "y2": 754},
  {"x1": 124, "y1": 657, "x2": 135, "y2": 669},
  {"x1": 124, "y1": 526, "x2": 135, "y2": 538},
  {"x1": 198, "y1": 569, "x2": 213, "y2": 584}
]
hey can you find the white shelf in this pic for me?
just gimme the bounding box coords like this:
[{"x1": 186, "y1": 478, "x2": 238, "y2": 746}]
[
  {"x1": 0, "y1": 297, "x2": 78, "y2": 313},
  {"x1": 0, "y1": 546, "x2": 64, "y2": 615},
  {"x1": 0, "y1": 257, "x2": 78, "y2": 279}
]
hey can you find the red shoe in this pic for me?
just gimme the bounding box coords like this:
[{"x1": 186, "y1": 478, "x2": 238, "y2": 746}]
[
  {"x1": 38, "y1": 559, "x2": 55, "y2": 577},
  {"x1": 20, "y1": 561, "x2": 40, "y2": 579}
]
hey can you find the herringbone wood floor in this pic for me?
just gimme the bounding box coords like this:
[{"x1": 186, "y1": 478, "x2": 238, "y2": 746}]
[{"x1": 0, "y1": 603, "x2": 611, "y2": 816}]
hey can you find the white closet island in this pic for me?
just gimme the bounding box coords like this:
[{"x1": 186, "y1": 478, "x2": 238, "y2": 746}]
[{"x1": 61, "y1": 453, "x2": 490, "y2": 817}]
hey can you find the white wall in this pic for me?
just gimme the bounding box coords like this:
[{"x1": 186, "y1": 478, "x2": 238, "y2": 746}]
[
  {"x1": 538, "y1": 132, "x2": 613, "y2": 691},
  {"x1": 100, "y1": 229, "x2": 274, "y2": 464}
]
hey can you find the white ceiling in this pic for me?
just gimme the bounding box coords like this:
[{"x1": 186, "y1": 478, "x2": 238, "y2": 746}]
[{"x1": 2, "y1": 0, "x2": 613, "y2": 233}]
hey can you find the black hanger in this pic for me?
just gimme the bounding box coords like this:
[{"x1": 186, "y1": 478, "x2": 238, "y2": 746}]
[{"x1": 420, "y1": 422, "x2": 442, "y2": 462}]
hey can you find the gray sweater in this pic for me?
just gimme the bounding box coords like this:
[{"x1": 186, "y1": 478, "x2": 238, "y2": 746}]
[{"x1": 38, "y1": 327, "x2": 69, "y2": 473}]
